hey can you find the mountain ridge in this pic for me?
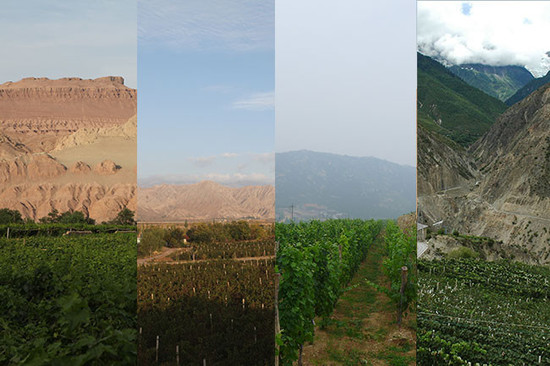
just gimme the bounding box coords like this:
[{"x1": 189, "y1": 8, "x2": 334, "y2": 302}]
[
  {"x1": 448, "y1": 63, "x2": 534, "y2": 101},
  {"x1": 276, "y1": 150, "x2": 415, "y2": 221},
  {"x1": 137, "y1": 181, "x2": 274, "y2": 222},
  {"x1": 0, "y1": 76, "x2": 136, "y2": 222}
]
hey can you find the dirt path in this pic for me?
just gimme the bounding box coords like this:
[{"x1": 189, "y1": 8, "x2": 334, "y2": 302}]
[
  {"x1": 137, "y1": 247, "x2": 188, "y2": 265},
  {"x1": 299, "y1": 236, "x2": 416, "y2": 366},
  {"x1": 138, "y1": 254, "x2": 275, "y2": 266}
]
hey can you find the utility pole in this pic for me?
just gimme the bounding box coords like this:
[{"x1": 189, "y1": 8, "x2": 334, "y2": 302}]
[{"x1": 290, "y1": 204, "x2": 294, "y2": 221}]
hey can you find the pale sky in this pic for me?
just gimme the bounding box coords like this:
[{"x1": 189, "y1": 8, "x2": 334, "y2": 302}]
[
  {"x1": 275, "y1": 0, "x2": 417, "y2": 167},
  {"x1": 0, "y1": 0, "x2": 137, "y2": 88},
  {"x1": 418, "y1": 1, "x2": 550, "y2": 77},
  {"x1": 138, "y1": 0, "x2": 275, "y2": 187}
]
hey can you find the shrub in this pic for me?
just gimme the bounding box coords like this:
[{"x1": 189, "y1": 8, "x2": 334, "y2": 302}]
[{"x1": 447, "y1": 246, "x2": 479, "y2": 259}]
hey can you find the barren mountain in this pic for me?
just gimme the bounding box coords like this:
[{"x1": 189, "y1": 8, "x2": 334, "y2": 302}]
[
  {"x1": 53, "y1": 115, "x2": 137, "y2": 151},
  {"x1": 418, "y1": 83, "x2": 550, "y2": 264},
  {"x1": 137, "y1": 181, "x2": 275, "y2": 222},
  {"x1": 0, "y1": 76, "x2": 136, "y2": 152},
  {"x1": 0, "y1": 76, "x2": 136, "y2": 222}
]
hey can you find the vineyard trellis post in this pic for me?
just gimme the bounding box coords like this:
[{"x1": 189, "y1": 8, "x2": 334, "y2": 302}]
[
  {"x1": 156, "y1": 335, "x2": 159, "y2": 363},
  {"x1": 176, "y1": 345, "x2": 179, "y2": 366},
  {"x1": 398, "y1": 266, "x2": 408, "y2": 326}
]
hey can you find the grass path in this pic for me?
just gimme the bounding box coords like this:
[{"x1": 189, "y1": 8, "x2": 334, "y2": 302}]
[{"x1": 299, "y1": 235, "x2": 416, "y2": 366}]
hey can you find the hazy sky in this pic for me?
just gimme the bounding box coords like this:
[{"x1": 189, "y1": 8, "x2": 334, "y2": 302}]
[
  {"x1": 0, "y1": 0, "x2": 137, "y2": 88},
  {"x1": 138, "y1": 0, "x2": 275, "y2": 187},
  {"x1": 275, "y1": 0, "x2": 417, "y2": 167},
  {"x1": 418, "y1": 1, "x2": 550, "y2": 77}
]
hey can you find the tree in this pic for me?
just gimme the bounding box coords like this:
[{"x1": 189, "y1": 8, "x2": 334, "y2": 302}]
[
  {"x1": 39, "y1": 208, "x2": 60, "y2": 224},
  {"x1": 226, "y1": 220, "x2": 252, "y2": 241},
  {"x1": 186, "y1": 223, "x2": 214, "y2": 243},
  {"x1": 111, "y1": 207, "x2": 136, "y2": 225},
  {"x1": 0, "y1": 208, "x2": 24, "y2": 224},
  {"x1": 138, "y1": 228, "x2": 166, "y2": 257},
  {"x1": 163, "y1": 227, "x2": 185, "y2": 247},
  {"x1": 57, "y1": 211, "x2": 95, "y2": 225}
]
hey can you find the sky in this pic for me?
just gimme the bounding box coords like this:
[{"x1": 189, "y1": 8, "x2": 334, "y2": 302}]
[
  {"x1": 275, "y1": 0, "x2": 417, "y2": 167},
  {"x1": 138, "y1": 0, "x2": 275, "y2": 187},
  {"x1": 418, "y1": 1, "x2": 550, "y2": 77},
  {"x1": 0, "y1": 0, "x2": 137, "y2": 88}
]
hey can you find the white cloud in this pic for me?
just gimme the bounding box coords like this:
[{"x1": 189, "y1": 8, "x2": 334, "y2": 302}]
[
  {"x1": 232, "y1": 91, "x2": 274, "y2": 111},
  {"x1": 188, "y1": 152, "x2": 240, "y2": 167},
  {"x1": 221, "y1": 152, "x2": 239, "y2": 158},
  {"x1": 138, "y1": 0, "x2": 274, "y2": 51},
  {"x1": 418, "y1": 1, "x2": 550, "y2": 77}
]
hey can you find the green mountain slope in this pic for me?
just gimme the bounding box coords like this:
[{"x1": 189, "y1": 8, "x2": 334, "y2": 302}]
[
  {"x1": 505, "y1": 71, "x2": 550, "y2": 106},
  {"x1": 449, "y1": 64, "x2": 533, "y2": 101},
  {"x1": 417, "y1": 53, "x2": 508, "y2": 146}
]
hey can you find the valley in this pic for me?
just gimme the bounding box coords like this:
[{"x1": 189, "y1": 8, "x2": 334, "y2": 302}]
[{"x1": 417, "y1": 53, "x2": 550, "y2": 264}]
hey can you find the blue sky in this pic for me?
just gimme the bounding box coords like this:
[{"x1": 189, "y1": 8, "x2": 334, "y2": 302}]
[
  {"x1": 0, "y1": 0, "x2": 136, "y2": 88},
  {"x1": 138, "y1": 0, "x2": 275, "y2": 187}
]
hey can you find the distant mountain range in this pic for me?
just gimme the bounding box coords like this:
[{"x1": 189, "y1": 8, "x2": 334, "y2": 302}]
[
  {"x1": 137, "y1": 181, "x2": 274, "y2": 222},
  {"x1": 449, "y1": 63, "x2": 534, "y2": 101},
  {"x1": 275, "y1": 150, "x2": 415, "y2": 221}
]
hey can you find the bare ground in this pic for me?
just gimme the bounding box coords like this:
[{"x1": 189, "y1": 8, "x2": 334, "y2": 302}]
[{"x1": 299, "y1": 235, "x2": 416, "y2": 366}]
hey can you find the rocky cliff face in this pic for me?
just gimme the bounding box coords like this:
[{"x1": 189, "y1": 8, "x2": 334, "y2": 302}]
[
  {"x1": 137, "y1": 181, "x2": 275, "y2": 222},
  {"x1": 417, "y1": 126, "x2": 478, "y2": 195},
  {"x1": 418, "y1": 83, "x2": 550, "y2": 265},
  {"x1": 0, "y1": 77, "x2": 136, "y2": 222}
]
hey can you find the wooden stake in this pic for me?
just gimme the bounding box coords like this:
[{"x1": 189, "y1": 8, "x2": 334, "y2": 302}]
[
  {"x1": 398, "y1": 266, "x2": 408, "y2": 326},
  {"x1": 155, "y1": 335, "x2": 159, "y2": 363}
]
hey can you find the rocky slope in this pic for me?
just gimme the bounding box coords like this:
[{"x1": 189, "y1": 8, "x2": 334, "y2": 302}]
[
  {"x1": 137, "y1": 181, "x2": 274, "y2": 222},
  {"x1": 0, "y1": 77, "x2": 136, "y2": 222},
  {"x1": 418, "y1": 83, "x2": 550, "y2": 265}
]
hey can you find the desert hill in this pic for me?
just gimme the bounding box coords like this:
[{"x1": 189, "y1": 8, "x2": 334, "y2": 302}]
[
  {"x1": 137, "y1": 181, "x2": 274, "y2": 222},
  {"x1": 0, "y1": 76, "x2": 136, "y2": 222}
]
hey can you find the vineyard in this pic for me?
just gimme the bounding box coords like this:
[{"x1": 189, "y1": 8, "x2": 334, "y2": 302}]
[
  {"x1": 168, "y1": 240, "x2": 275, "y2": 261},
  {"x1": 138, "y1": 236, "x2": 276, "y2": 365},
  {"x1": 0, "y1": 223, "x2": 136, "y2": 237},
  {"x1": 276, "y1": 219, "x2": 390, "y2": 365},
  {"x1": 0, "y1": 232, "x2": 137, "y2": 365},
  {"x1": 418, "y1": 258, "x2": 550, "y2": 365}
]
